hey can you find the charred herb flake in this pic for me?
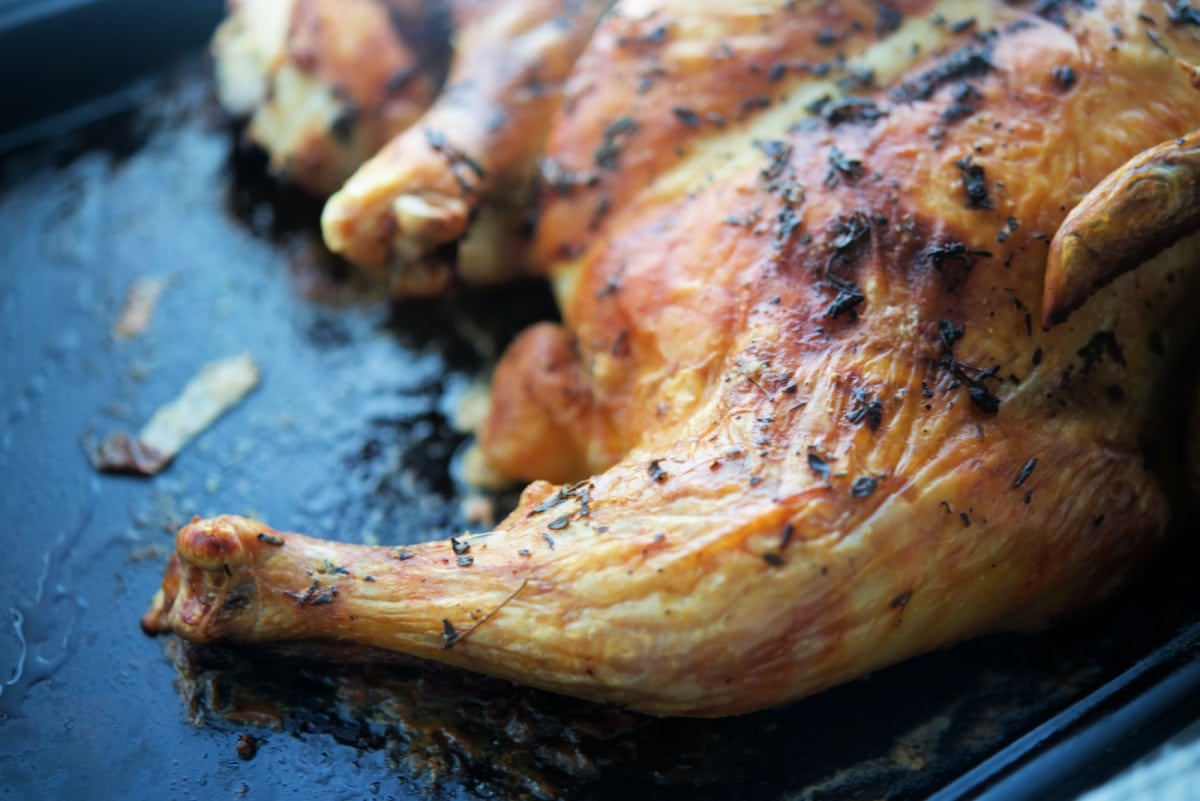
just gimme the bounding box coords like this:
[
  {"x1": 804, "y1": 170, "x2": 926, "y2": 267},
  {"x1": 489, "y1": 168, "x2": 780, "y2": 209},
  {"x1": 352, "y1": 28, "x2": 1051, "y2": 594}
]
[
  {"x1": 754, "y1": 139, "x2": 793, "y2": 182},
  {"x1": 831, "y1": 212, "x2": 870, "y2": 252},
  {"x1": 1078, "y1": 330, "x2": 1126, "y2": 375},
  {"x1": 846, "y1": 387, "x2": 884, "y2": 430},
  {"x1": 1053, "y1": 64, "x2": 1077, "y2": 88},
  {"x1": 1014, "y1": 458, "x2": 1038, "y2": 488},
  {"x1": 891, "y1": 42, "x2": 994, "y2": 103},
  {"x1": 425, "y1": 128, "x2": 485, "y2": 193},
  {"x1": 330, "y1": 105, "x2": 359, "y2": 145},
  {"x1": 808, "y1": 95, "x2": 886, "y2": 126},
  {"x1": 649, "y1": 460, "x2": 669, "y2": 482},
  {"x1": 776, "y1": 204, "x2": 803, "y2": 242},
  {"x1": 548, "y1": 515, "x2": 570, "y2": 530},
  {"x1": 441, "y1": 619, "x2": 459, "y2": 649},
  {"x1": 673, "y1": 107, "x2": 701, "y2": 128},
  {"x1": 875, "y1": 3, "x2": 903, "y2": 36},
  {"x1": 851, "y1": 476, "x2": 879, "y2": 498},
  {"x1": 532, "y1": 487, "x2": 570, "y2": 514},
  {"x1": 594, "y1": 116, "x2": 638, "y2": 170},
  {"x1": 826, "y1": 273, "x2": 866, "y2": 321},
  {"x1": 937, "y1": 320, "x2": 1003, "y2": 414},
  {"x1": 1168, "y1": 1, "x2": 1200, "y2": 27},
  {"x1": 825, "y1": 146, "x2": 865, "y2": 187},
  {"x1": 968, "y1": 384, "x2": 1000, "y2": 413},
  {"x1": 808, "y1": 452, "x2": 832, "y2": 481},
  {"x1": 954, "y1": 156, "x2": 994, "y2": 209},
  {"x1": 925, "y1": 239, "x2": 992, "y2": 292},
  {"x1": 257, "y1": 532, "x2": 284, "y2": 546},
  {"x1": 289, "y1": 579, "x2": 337, "y2": 606}
]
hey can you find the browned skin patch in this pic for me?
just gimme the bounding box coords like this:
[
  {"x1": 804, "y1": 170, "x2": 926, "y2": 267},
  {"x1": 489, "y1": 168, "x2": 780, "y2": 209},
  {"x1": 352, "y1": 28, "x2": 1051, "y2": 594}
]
[{"x1": 151, "y1": 1, "x2": 1200, "y2": 717}]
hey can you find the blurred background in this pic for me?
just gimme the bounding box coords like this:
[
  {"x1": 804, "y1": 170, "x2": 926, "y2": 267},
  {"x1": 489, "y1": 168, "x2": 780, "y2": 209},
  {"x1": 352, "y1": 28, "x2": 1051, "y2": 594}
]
[{"x1": 0, "y1": 0, "x2": 222, "y2": 153}]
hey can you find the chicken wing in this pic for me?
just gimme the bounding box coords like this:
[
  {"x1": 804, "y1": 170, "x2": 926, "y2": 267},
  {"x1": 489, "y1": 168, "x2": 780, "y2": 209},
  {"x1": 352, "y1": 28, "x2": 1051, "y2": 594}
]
[
  {"x1": 320, "y1": 0, "x2": 611, "y2": 295},
  {"x1": 213, "y1": 0, "x2": 453, "y2": 195},
  {"x1": 147, "y1": 0, "x2": 1200, "y2": 716}
]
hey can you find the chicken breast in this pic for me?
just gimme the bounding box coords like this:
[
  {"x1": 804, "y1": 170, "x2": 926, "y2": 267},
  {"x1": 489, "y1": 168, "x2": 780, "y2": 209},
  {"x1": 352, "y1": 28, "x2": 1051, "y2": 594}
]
[{"x1": 146, "y1": 0, "x2": 1200, "y2": 717}]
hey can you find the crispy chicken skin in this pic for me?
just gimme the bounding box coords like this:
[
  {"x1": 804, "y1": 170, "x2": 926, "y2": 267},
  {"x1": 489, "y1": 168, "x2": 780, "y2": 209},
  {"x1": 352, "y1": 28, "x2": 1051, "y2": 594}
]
[{"x1": 147, "y1": 0, "x2": 1200, "y2": 716}]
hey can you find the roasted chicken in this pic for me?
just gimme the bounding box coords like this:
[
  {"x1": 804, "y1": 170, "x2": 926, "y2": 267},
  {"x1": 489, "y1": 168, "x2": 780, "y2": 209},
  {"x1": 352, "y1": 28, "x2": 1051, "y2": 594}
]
[{"x1": 146, "y1": 0, "x2": 1200, "y2": 716}]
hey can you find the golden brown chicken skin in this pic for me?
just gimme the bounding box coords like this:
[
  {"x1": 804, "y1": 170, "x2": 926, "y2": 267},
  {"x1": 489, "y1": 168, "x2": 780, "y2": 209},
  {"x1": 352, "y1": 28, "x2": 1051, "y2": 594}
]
[{"x1": 147, "y1": 0, "x2": 1200, "y2": 717}]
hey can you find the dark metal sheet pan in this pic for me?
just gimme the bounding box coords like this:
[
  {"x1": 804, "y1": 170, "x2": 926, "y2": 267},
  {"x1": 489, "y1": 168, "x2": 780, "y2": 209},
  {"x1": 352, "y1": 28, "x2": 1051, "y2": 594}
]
[{"x1": 3, "y1": 5, "x2": 1200, "y2": 800}]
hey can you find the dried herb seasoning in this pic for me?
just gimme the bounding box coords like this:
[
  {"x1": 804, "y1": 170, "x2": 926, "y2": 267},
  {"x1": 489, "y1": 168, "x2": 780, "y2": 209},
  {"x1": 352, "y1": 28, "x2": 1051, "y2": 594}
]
[
  {"x1": 846, "y1": 387, "x2": 883, "y2": 430},
  {"x1": 441, "y1": 619, "x2": 459, "y2": 649},
  {"x1": 594, "y1": 116, "x2": 638, "y2": 170},
  {"x1": 1052, "y1": 64, "x2": 1077, "y2": 88},
  {"x1": 808, "y1": 452, "x2": 831, "y2": 481},
  {"x1": 1014, "y1": 458, "x2": 1038, "y2": 488},
  {"x1": 954, "y1": 156, "x2": 994, "y2": 209},
  {"x1": 826, "y1": 274, "x2": 866, "y2": 321},
  {"x1": 330, "y1": 105, "x2": 359, "y2": 145},
  {"x1": 425, "y1": 127, "x2": 485, "y2": 193},
  {"x1": 257, "y1": 532, "x2": 284, "y2": 546},
  {"x1": 754, "y1": 139, "x2": 793, "y2": 182},
  {"x1": 1169, "y1": 1, "x2": 1200, "y2": 27},
  {"x1": 825, "y1": 146, "x2": 865, "y2": 186},
  {"x1": 851, "y1": 476, "x2": 878, "y2": 498},
  {"x1": 937, "y1": 320, "x2": 1003, "y2": 414},
  {"x1": 891, "y1": 42, "x2": 994, "y2": 103},
  {"x1": 673, "y1": 107, "x2": 701, "y2": 128},
  {"x1": 875, "y1": 2, "x2": 903, "y2": 36},
  {"x1": 1078, "y1": 330, "x2": 1126, "y2": 375},
  {"x1": 808, "y1": 95, "x2": 885, "y2": 126},
  {"x1": 925, "y1": 239, "x2": 992, "y2": 291}
]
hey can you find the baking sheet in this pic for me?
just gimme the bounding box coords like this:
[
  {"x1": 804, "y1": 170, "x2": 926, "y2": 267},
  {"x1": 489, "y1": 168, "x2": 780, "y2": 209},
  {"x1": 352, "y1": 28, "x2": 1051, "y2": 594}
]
[{"x1": 2, "y1": 55, "x2": 1200, "y2": 801}]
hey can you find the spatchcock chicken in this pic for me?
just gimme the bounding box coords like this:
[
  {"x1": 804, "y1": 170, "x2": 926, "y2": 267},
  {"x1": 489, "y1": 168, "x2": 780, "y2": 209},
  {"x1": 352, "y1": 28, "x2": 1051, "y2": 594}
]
[{"x1": 145, "y1": 0, "x2": 1200, "y2": 717}]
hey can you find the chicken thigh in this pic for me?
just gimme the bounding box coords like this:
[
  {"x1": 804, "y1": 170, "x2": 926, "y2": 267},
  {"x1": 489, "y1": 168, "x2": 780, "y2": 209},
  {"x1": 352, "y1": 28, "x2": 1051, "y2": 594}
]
[{"x1": 145, "y1": 0, "x2": 1200, "y2": 716}]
